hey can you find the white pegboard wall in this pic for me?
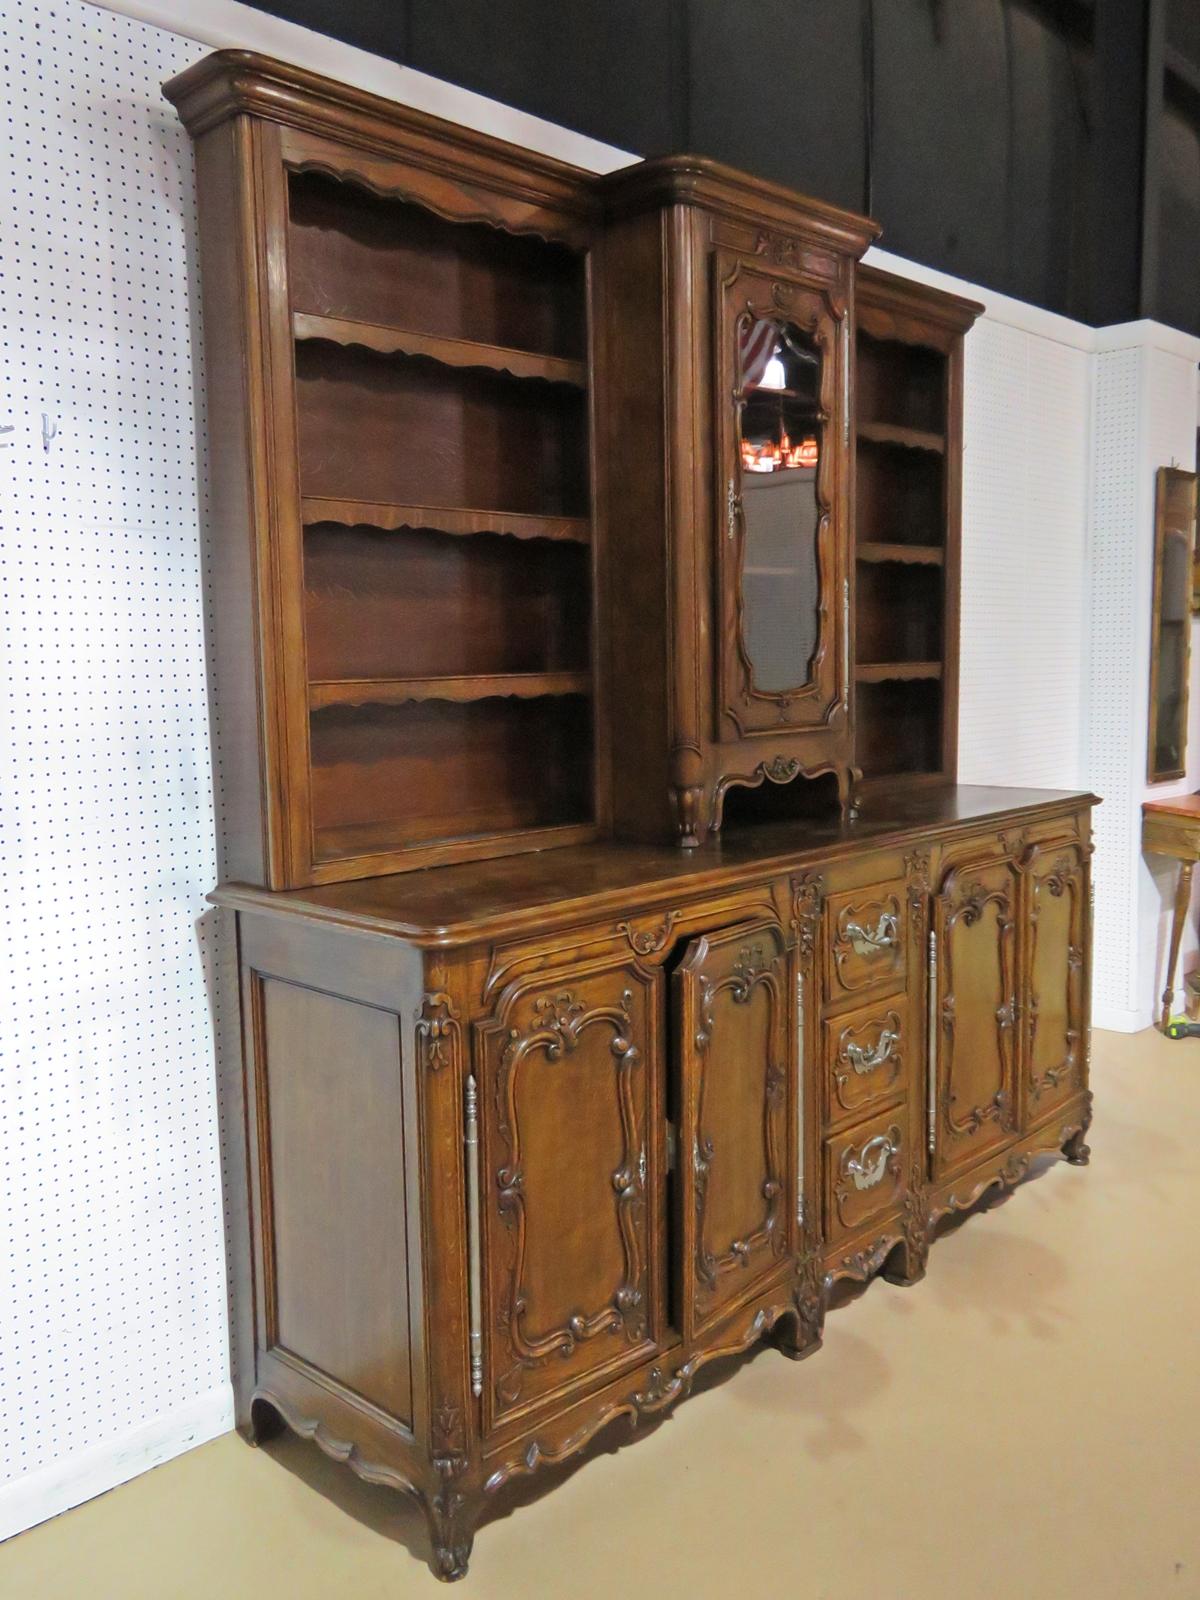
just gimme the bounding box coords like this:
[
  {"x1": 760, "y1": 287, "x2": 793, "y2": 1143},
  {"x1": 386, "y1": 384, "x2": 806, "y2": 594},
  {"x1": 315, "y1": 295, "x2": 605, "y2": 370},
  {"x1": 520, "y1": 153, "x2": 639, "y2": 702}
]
[
  {"x1": 957, "y1": 318, "x2": 1089, "y2": 791},
  {"x1": 0, "y1": 0, "x2": 230, "y2": 1529},
  {"x1": 1083, "y1": 346, "x2": 1145, "y2": 1020}
]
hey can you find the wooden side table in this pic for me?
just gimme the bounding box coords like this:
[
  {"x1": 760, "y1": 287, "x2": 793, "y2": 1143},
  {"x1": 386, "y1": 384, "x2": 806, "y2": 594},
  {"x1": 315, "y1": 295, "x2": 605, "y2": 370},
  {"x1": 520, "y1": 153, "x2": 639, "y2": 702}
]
[{"x1": 1143, "y1": 794, "x2": 1200, "y2": 1030}]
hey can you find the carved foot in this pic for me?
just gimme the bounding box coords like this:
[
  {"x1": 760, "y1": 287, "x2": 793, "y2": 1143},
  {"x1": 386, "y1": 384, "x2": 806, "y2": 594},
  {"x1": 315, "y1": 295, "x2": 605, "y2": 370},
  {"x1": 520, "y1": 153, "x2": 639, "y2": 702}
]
[
  {"x1": 881, "y1": 1188, "x2": 929, "y2": 1286},
  {"x1": 671, "y1": 784, "x2": 704, "y2": 849},
  {"x1": 239, "y1": 1395, "x2": 285, "y2": 1447},
  {"x1": 1064, "y1": 1127, "x2": 1091, "y2": 1166},
  {"x1": 425, "y1": 1483, "x2": 476, "y2": 1582},
  {"x1": 837, "y1": 764, "x2": 863, "y2": 823},
  {"x1": 1063, "y1": 1093, "x2": 1093, "y2": 1166},
  {"x1": 776, "y1": 1251, "x2": 825, "y2": 1360},
  {"x1": 881, "y1": 1237, "x2": 927, "y2": 1286}
]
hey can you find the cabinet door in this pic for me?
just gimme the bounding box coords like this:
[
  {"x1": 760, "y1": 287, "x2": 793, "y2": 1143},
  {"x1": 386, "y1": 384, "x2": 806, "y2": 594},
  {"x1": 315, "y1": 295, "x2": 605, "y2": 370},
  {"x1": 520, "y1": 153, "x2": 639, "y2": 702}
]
[
  {"x1": 675, "y1": 921, "x2": 791, "y2": 1338},
  {"x1": 477, "y1": 961, "x2": 660, "y2": 1430},
  {"x1": 932, "y1": 857, "x2": 1020, "y2": 1178},
  {"x1": 1024, "y1": 841, "x2": 1089, "y2": 1124},
  {"x1": 714, "y1": 251, "x2": 847, "y2": 738}
]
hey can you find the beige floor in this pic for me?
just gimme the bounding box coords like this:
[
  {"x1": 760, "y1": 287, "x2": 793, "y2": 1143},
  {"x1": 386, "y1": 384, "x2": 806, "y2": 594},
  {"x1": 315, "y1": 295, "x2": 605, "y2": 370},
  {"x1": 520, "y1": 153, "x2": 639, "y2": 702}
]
[{"x1": 4, "y1": 1027, "x2": 1199, "y2": 1599}]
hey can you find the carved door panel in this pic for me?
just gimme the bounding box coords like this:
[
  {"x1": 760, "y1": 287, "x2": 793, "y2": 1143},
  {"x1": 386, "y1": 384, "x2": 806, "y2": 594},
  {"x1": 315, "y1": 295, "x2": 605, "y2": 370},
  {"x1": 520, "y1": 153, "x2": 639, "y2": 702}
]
[
  {"x1": 1023, "y1": 841, "x2": 1088, "y2": 1126},
  {"x1": 714, "y1": 250, "x2": 846, "y2": 738},
  {"x1": 476, "y1": 961, "x2": 661, "y2": 1431},
  {"x1": 674, "y1": 921, "x2": 791, "y2": 1339},
  {"x1": 932, "y1": 857, "x2": 1020, "y2": 1178}
]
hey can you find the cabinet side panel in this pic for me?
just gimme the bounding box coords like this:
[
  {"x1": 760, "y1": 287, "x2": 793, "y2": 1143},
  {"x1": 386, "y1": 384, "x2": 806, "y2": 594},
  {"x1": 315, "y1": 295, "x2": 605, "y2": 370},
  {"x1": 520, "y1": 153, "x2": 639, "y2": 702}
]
[
  {"x1": 600, "y1": 212, "x2": 673, "y2": 839},
  {"x1": 193, "y1": 120, "x2": 270, "y2": 884},
  {"x1": 258, "y1": 976, "x2": 414, "y2": 1425}
]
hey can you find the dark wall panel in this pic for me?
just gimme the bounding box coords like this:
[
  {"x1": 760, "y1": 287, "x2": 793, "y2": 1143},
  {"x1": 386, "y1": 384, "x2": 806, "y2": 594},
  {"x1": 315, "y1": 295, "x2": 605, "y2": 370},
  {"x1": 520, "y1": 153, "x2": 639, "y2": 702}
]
[
  {"x1": 1158, "y1": 102, "x2": 1200, "y2": 336},
  {"x1": 250, "y1": 0, "x2": 408, "y2": 58},
  {"x1": 246, "y1": 0, "x2": 1199, "y2": 330},
  {"x1": 408, "y1": 0, "x2": 681, "y2": 155},
  {"x1": 686, "y1": 0, "x2": 867, "y2": 214},
  {"x1": 1006, "y1": 5, "x2": 1091, "y2": 315},
  {"x1": 871, "y1": 0, "x2": 1010, "y2": 290},
  {"x1": 1168, "y1": 0, "x2": 1200, "y2": 64}
]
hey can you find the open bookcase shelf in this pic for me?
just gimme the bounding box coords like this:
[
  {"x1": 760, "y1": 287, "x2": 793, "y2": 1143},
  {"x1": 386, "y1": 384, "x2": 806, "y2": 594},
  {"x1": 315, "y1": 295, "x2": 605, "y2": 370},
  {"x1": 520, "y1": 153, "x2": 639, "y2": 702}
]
[
  {"x1": 856, "y1": 420, "x2": 945, "y2": 453},
  {"x1": 283, "y1": 165, "x2": 596, "y2": 877},
  {"x1": 308, "y1": 672, "x2": 591, "y2": 709},
  {"x1": 857, "y1": 541, "x2": 944, "y2": 566},
  {"x1": 293, "y1": 311, "x2": 588, "y2": 388},
  {"x1": 853, "y1": 267, "x2": 981, "y2": 790},
  {"x1": 300, "y1": 498, "x2": 590, "y2": 543}
]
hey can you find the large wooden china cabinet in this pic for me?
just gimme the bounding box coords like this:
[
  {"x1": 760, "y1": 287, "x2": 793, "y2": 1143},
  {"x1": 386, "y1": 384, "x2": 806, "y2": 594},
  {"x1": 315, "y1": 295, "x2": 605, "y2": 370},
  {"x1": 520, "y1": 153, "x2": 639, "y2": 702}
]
[{"x1": 166, "y1": 51, "x2": 1096, "y2": 1581}]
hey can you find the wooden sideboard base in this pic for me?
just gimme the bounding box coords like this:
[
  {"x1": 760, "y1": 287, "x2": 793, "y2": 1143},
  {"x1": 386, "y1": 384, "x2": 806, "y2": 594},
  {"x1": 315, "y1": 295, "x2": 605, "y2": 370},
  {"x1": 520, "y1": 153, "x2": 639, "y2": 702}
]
[
  {"x1": 212, "y1": 786, "x2": 1096, "y2": 1580},
  {"x1": 242, "y1": 1095, "x2": 1091, "y2": 1580}
]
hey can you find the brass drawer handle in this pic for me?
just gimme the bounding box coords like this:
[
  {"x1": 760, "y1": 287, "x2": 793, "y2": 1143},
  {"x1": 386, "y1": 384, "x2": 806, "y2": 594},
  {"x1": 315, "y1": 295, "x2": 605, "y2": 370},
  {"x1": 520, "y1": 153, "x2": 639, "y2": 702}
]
[
  {"x1": 841, "y1": 1128, "x2": 901, "y2": 1192},
  {"x1": 845, "y1": 1026, "x2": 898, "y2": 1075},
  {"x1": 842, "y1": 911, "x2": 899, "y2": 957}
]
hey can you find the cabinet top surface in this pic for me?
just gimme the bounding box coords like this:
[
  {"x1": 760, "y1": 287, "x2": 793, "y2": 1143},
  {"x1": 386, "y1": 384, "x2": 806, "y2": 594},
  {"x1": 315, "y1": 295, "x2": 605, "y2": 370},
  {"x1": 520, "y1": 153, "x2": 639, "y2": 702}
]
[
  {"x1": 1144, "y1": 793, "x2": 1200, "y2": 820},
  {"x1": 212, "y1": 786, "x2": 1097, "y2": 947}
]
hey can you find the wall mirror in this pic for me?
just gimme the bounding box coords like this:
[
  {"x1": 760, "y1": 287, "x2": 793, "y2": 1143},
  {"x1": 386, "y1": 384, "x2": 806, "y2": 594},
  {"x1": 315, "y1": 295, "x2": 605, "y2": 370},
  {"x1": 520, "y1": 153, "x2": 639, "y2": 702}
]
[
  {"x1": 736, "y1": 316, "x2": 824, "y2": 693},
  {"x1": 1148, "y1": 465, "x2": 1197, "y2": 783}
]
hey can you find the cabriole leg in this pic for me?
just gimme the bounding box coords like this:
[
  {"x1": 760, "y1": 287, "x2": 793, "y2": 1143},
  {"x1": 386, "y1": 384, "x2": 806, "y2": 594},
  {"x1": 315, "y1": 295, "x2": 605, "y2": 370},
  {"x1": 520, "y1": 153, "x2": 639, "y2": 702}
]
[
  {"x1": 1063, "y1": 1094, "x2": 1093, "y2": 1167},
  {"x1": 240, "y1": 1394, "x2": 284, "y2": 1447},
  {"x1": 425, "y1": 1477, "x2": 479, "y2": 1582},
  {"x1": 775, "y1": 1249, "x2": 825, "y2": 1360},
  {"x1": 882, "y1": 1188, "x2": 929, "y2": 1285}
]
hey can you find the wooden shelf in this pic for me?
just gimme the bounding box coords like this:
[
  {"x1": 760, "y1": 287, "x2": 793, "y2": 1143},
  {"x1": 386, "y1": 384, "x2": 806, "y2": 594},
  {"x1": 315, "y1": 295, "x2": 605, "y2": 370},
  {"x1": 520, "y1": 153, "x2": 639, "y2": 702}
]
[
  {"x1": 857, "y1": 421, "x2": 946, "y2": 454},
  {"x1": 301, "y1": 497, "x2": 590, "y2": 544},
  {"x1": 309, "y1": 671, "x2": 591, "y2": 710},
  {"x1": 293, "y1": 311, "x2": 588, "y2": 388},
  {"x1": 857, "y1": 542, "x2": 944, "y2": 567},
  {"x1": 855, "y1": 661, "x2": 944, "y2": 683}
]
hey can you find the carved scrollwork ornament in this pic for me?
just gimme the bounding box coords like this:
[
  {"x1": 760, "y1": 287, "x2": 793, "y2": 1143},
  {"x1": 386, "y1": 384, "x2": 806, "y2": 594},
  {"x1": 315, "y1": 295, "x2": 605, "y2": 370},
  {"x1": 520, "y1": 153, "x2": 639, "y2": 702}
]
[
  {"x1": 899, "y1": 1176, "x2": 930, "y2": 1280},
  {"x1": 790, "y1": 872, "x2": 825, "y2": 964},
  {"x1": 416, "y1": 991, "x2": 462, "y2": 1073},
  {"x1": 905, "y1": 847, "x2": 932, "y2": 928},
  {"x1": 832, "y1": 1233, "x2": 897, "y2": 1288},
  {"x1": 618, "y1": 911, "x2": 679, "y2": 956},
  {"x1": 792, "y1": 1245, "x2": 825, "y2": 1349}
]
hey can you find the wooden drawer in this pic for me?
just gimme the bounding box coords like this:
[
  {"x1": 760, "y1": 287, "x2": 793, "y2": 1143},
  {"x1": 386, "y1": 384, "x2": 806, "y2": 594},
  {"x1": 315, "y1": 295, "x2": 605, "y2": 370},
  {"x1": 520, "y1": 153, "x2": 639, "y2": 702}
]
[
  {"x1": 824, "y1": 995, "x2": 909, "y2": 1130},
  {"x1": 823, "y1": 1105, "x2": 908, "y2": 1246},
  {"x1": 824, "y1": 881, "x2": 906, "y2": 1009}
]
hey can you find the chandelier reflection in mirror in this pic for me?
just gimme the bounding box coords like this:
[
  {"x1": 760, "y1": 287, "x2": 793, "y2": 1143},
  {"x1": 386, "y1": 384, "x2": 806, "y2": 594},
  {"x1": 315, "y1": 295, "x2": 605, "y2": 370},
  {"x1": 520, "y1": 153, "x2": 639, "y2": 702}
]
[{"x1": 735, "y1": 316, "x2": 826, "y2": 694}]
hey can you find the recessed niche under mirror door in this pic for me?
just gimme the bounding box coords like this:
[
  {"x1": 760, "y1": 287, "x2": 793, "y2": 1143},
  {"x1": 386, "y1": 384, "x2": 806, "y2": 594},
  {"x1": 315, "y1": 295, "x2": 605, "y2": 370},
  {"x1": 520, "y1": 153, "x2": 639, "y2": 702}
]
[{"x1": 737, "y1": 316, "x2": 824, "y2": 694}]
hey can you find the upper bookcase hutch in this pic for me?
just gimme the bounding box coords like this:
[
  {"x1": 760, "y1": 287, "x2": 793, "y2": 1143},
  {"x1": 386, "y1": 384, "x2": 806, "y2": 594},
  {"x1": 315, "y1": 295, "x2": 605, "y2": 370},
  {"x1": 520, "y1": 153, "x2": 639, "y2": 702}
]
[
  {"x1": 167, "y1": 53, "x2": 978, "y2": 890},
  {"x1": 169, "y1": 54, "x2": 606, "y2": 887}
]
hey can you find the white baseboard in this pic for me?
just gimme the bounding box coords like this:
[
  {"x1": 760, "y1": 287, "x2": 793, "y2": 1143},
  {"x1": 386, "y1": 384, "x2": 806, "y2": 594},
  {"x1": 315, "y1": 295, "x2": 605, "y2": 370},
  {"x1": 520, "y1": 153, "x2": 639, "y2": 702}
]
[
  {"x1": 0, "y1": 1384, "x2": 234, "y2": 1545},
  {"x1": 1093, "y1": 1007, "x2": 1153, "y2": 1035}
]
